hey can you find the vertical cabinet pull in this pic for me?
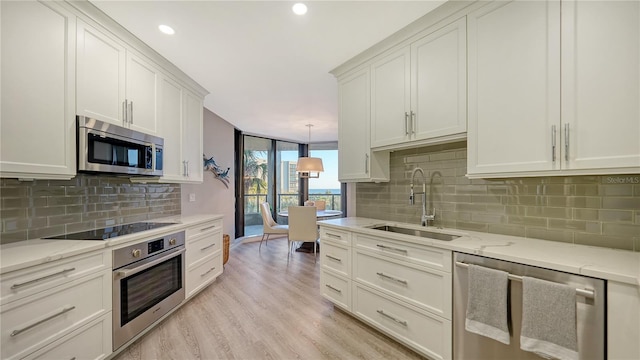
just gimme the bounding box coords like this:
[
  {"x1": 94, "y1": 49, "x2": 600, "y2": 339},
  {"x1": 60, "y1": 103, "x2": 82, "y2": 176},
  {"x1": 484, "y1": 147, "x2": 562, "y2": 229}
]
[
  {"x1": 365, "y1": 153, "x2": 369, "y2": 174},
  {"x1": 129, "y1": 101, "x2": 134, "y2": 124},
  {"x1": 410, "y1": 111, "x2": 416, "y2": 135},
  {"x1": 551, "y1": 125, "x2": 557, "y2": 162},
  {"x1": 123, "y1": 100, "x2": 128, "y2": 124},
  {"x1": 404, "y1": 112, "x2": 409, "y2": 135},
  {"x1": 564, "y1": 123, "x2": 570, "y2": 162}
]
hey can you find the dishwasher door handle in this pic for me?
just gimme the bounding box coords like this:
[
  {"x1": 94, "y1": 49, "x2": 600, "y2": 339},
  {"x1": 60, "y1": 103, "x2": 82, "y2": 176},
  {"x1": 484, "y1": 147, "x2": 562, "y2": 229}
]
[{"x1": 454, "y1": 261, "x2": 595, "y2": 299}]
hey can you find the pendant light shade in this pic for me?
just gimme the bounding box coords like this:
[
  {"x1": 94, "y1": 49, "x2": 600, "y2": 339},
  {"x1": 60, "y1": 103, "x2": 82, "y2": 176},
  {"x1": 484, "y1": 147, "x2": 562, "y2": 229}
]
[{"x1": 296, "y1": 124, "x2": 324, "y2": 178}]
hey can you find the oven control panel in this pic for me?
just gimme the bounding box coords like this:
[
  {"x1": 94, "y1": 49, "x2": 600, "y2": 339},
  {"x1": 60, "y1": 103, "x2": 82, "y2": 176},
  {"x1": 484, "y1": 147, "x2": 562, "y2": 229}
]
[
  {"x1": 113, "y1": 231, "x2": 185, "y2": 269},
  {"x1": 148, "y1": 239, "x2": 165, "y2": 254}
]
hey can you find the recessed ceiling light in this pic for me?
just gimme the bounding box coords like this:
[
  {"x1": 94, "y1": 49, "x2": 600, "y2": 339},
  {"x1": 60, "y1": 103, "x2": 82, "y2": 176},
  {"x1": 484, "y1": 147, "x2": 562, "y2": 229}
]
[
  {"x1": 158, "y1": 24, "x2": 175, "y2": 35},
  {"x1": 292, "y1": 3, "x2": 307, "y2": 15}
]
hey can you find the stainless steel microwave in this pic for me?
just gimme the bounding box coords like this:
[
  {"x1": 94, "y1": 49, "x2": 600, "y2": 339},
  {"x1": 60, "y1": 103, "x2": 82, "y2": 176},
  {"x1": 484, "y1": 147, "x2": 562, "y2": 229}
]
[{"x1": 77, "y1": 116, "x2": 163, "y2": 176}]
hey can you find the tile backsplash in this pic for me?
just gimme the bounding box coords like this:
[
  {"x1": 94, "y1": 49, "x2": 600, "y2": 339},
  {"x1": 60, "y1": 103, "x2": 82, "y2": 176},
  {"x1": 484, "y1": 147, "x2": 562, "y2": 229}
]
[
  {"x1": 356, "y1": 142, "x2": 640, "y2": 251},
  {"x1": 0, "y1": 175, "x2": 181, "y2": 244}
]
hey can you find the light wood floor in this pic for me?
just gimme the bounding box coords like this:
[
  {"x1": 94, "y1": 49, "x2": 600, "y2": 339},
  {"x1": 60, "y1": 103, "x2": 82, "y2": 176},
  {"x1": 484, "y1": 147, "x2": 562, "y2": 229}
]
[{"x1": 113, "y1": 238, "x2": 425, "y2": 360}]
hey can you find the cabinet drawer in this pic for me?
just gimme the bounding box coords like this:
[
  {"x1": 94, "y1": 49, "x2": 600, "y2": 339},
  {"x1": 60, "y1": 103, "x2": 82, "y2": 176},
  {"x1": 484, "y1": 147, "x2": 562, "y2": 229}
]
[
  {"x1": 186, "y1": 229, "x2": 222, "y2": 268},
  {"x1": 1, "y1": 270, "x2": 110, "y2": 360},
  {"x1": 354, "y1": 234, "x2": 451, "y2": 272},
  {"x1": 354, "y1": 250, "x2": 451, "y2": 319},
  {"x1": 186, "y1": 219, "x2": 223, "y2": 238},
  {"x1": 24, "y1": 313, "x2": 111, "y2": 360},
  {"x1": 186, "y1": 252, "x2": 222, "y2": 299},
  {"x1": 320, "y1": 241, "x2": 351, "y2": 277},
  {"x1": 1, "y1": 250, "x2": 109, "y2": 305},
  {"x1": 353, "y1": 284, "x2": 451, "y2": 360},
  {"x1": 320, "y1": 227, "x2": 351, "y2": 246},
  {"x1": 320, "y1": 269, "x2": 351, "y2": 311}
]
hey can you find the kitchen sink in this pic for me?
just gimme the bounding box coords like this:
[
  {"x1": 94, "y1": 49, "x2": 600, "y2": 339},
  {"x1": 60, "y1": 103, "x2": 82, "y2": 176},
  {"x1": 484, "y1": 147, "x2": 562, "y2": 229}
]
[{"x1": 370, "y1": 225, "x2": 460, "y2": 241}]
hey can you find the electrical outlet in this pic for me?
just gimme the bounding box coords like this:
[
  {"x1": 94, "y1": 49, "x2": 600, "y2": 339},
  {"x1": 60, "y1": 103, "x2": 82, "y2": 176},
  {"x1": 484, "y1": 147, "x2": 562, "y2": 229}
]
[{"x1": 189, "y1": 193, "x2": 196, "y2": 202}]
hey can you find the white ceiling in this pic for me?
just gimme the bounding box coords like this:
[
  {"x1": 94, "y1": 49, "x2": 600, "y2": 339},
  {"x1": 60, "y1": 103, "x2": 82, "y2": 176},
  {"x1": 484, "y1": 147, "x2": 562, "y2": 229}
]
[{"x1": 91, "y1": 0, "x2": 445, "y2": 143}]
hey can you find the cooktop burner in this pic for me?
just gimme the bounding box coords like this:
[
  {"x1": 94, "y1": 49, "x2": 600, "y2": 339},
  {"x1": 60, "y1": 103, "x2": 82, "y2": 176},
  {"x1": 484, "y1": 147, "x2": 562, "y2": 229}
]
[{"x1": 46, "y1": 222, "x2": 177, "y2": 240}]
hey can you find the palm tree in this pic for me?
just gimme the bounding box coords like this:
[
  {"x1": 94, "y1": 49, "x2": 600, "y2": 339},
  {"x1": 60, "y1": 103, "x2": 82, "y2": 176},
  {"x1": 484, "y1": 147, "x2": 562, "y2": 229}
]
[{"x1": 243, "y1": 150, "x2": 268, "y2": 194}]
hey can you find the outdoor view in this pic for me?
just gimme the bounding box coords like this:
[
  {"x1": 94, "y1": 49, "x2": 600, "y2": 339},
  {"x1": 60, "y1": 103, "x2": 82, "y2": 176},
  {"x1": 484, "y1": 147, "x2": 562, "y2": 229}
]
[{"x1": 243, "y1": 136, "x2": 341, "y2": 236}]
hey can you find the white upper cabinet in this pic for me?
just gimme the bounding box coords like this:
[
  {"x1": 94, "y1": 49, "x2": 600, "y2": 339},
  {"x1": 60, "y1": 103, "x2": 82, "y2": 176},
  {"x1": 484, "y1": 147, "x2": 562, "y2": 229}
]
[
  {"x1": 411, "y1": 17, "x2": 467, "y2": 142},
  {"x1": 0, "y1": 1, "x2": 76, "y2": 179},
  {"x1": 158, "y1": 75, "x2": 184, "y2": 182},
  {"x1": 182, "y1": 89, "x2": 204, "y2": 183},
  {"x1": 467, "y1": 0, "x2": 561, "y2": 176},
  {"x1": 371, "y1": 48, "x2": 411, "y2": 147},
  {"x1": 125, "y1": 53, "x2": 159, "y2": 135},
  {"x1": 338, "y1": 66, "x2": 389, "y2": 182},
  {"x1": 77, "y1": 19, "x2": 159, "y2": 135},
  {"x1": 468, "y1": 0, "x2": 640, "y2": 178},
  {"x1": 370, "y1": 17, "x2": 467, "y2": 150},
  {"x1": 76, "y1": 19, "x2": 126, "y2": 125},
  {"x1": 561, "y1": 0, "x2": 640, "y2": 171}
]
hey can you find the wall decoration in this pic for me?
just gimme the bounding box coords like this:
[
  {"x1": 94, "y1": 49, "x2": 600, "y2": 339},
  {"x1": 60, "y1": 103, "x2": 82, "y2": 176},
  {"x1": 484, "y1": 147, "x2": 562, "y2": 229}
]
[{"x1": 203, "y1": 154, "x2": 230, "y2": 188}]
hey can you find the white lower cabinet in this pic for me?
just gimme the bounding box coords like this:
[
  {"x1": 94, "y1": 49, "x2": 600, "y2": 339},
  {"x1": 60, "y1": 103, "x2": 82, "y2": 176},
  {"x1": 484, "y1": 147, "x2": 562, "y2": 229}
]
[
  {"x1": 185, "y1": 219, "x2": 224, "y2": 298},
  {"x1": 320, "y1": 225, "x2": 452, "y2": 359},
  {"x1": 24, "y1": 314, "x2": 112, "y2": 360},
  {"x1": 353, "y1": 284, "x2": 452, "y2": 360},
  {"x1": 0, "y1": 269, "x2": 111, "y2": 360}
]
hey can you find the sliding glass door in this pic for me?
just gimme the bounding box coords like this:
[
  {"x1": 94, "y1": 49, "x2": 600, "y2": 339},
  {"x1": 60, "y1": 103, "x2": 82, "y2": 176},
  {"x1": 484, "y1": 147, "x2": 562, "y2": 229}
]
[
  {"x1": 275, "y1": 141, "x2": 300, "y2": 224},
  {"x1": 243, "y1": 136, "x2": 272, "y2": 237}
]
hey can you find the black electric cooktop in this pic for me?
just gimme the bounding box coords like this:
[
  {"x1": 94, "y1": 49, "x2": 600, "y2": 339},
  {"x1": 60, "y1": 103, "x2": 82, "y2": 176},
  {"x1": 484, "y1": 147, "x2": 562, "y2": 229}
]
[{"x1": 46, "y1": 222, "x2": 177, "y2": 240}]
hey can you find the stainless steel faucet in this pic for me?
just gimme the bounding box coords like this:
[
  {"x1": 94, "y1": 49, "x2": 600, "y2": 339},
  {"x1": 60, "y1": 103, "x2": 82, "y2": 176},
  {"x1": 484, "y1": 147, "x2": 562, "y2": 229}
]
[{"x1": 410, "y1": 167, "x2": 435, "y2": 226}]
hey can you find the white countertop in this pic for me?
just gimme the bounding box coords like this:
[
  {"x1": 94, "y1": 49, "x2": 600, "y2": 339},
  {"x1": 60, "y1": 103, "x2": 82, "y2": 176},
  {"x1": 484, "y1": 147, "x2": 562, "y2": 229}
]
[
  {"x1": 318, "y1": 217, "x2": 640, "y2": 286},
  {"x1": 0, "y1": 214, "x2": 223, "y2": 275}
]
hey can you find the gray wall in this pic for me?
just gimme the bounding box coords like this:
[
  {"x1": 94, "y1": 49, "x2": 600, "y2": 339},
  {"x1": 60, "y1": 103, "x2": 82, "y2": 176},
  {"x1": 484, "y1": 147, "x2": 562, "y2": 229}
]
[
  {"x1": 356, "y1": 142, "x2": 640, "y2": 251},
  {"x1": 0, "y1": 176, "x2": 180, "y2": 243},
  {"x1": 181, "y1": 109, "x2": 236, "y2": 238}
]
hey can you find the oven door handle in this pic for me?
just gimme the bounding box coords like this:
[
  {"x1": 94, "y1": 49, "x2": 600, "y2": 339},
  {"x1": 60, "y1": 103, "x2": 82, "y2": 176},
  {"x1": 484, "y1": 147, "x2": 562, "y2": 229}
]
[{"x1": 116, "y1": 248, "x2": 185, "y2": 279}]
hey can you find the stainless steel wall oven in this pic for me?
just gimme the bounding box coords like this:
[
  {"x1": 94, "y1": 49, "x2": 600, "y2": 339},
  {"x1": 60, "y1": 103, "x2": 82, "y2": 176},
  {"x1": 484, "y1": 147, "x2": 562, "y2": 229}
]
[{"x1": 112, "y1": 231, "x2": 185, "y2": 350}]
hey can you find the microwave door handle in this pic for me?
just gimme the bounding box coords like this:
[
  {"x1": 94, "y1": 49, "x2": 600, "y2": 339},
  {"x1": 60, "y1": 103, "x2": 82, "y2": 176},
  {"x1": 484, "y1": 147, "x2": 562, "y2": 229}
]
[
  {"x1": 116, "y1": 248, "x2": 185, "y2": 278},
  {"x1": 149, "y1": 143, "x2": 155, "y2": 172}
]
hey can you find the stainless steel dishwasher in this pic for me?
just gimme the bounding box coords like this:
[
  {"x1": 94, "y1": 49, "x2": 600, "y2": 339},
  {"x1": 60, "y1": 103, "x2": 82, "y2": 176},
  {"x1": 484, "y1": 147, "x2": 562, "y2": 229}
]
[{"x1": 453, "y1": 252, "x2": 606, "y2": 360}]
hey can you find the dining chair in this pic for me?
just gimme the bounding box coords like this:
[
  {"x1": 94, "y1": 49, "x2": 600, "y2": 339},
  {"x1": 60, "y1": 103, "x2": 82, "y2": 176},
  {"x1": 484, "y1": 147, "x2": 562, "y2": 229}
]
[
  {"x1": 287, "y1": 206, "x2": 319, "y2": 262},
  {"x1": 259, "y1": 202, "x2": 288, "y2": 251},
  {"x1": 313, "y1": 200, "x2": 326, "y2": 211}
]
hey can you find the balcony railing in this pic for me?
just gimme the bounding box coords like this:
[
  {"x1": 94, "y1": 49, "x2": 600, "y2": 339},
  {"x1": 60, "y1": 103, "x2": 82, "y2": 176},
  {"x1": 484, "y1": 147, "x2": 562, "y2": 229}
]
[{"x1": 244, "y1": 193, "x2": 342, "y2": 215}]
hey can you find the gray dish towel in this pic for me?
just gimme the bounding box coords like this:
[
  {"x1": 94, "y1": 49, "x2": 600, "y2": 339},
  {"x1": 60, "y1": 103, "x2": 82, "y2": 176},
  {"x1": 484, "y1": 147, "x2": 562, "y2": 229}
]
[
  {"x1": 465, "y1": 264, "x2": 510, "y2": 344},
  {"x1": 521, "y1": 276, "x2": 578, "y2": 360}
]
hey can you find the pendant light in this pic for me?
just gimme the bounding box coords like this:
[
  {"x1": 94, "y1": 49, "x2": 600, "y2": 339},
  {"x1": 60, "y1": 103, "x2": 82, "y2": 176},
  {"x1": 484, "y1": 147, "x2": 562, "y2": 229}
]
[{"x1": 296, "y1": 124, "x2": 324, "y2": 178}]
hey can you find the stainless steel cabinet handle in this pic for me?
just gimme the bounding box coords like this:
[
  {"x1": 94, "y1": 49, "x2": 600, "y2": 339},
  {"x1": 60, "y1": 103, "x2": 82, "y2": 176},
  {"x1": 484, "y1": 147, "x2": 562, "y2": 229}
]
[
  {"x1": 376, "y1": 309, "x2": 407, "y2": 326},
  {"x1": 200, "y1": 225, "x2": 218, "y2": 232},
  {"x1": 123, "y1": 100, "x2": 128, "y2": 125},
  {"x1": 11, "y1": 267, "x2": 76, "y2": 289},
  {"x1": 325, "y1": 233, "x2": 342, "y2": 239},
  {"x1": 551, "y1": 125, "x2": 557, "y2": 163},
  {"x1": 325, "y1": 284, "x2": 342, "y2": 293},
  {"x1": 10, "y1": 305, "x2": 76, "y2": 337},
  {"x1": 404, "y1": 112, "x2": 409, "y2": 135},
  {"x1": 182, "y1": 161, "x2": 187, "y2": 177},
  {"x1": 186, "y1": 160, "x2": 190, "y2": 177},
  {"x1": 376, "y1": 272, "x2": 408, "y2": 285},
  {"x1": 325, "y1": 254, "x2": 342, "y2": 262},
  {"x1": 410, "y1": 111, "x2": 416, "y2": 135},
  {"x1": 564, "y1": 123, "x2": 570, "y2": 162},
  {"x1": 129, "y1": 101, "x2": 134, "y2": 124},
  {"x1": 365, "y1": 154, "x2": 369, "y2": 174},
  {"x1": 376, "y1": 244, "x2": 408, "y2": 253},
  {"x1": 200, "y1": 243, "x2": 215, "y2": 251},
  {"x1": 201, "y1": 267, "x2": 216, "y2": 277}
]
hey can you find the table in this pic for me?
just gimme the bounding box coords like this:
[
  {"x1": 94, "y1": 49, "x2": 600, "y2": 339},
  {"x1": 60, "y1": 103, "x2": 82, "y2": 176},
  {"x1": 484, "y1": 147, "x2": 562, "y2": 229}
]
[
  {"x1": 277, "y1": 209, "x2": 342, "y2": 252},
  {"x1": 277, "y1": 209, "x2": 343, "y2": 219}
]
